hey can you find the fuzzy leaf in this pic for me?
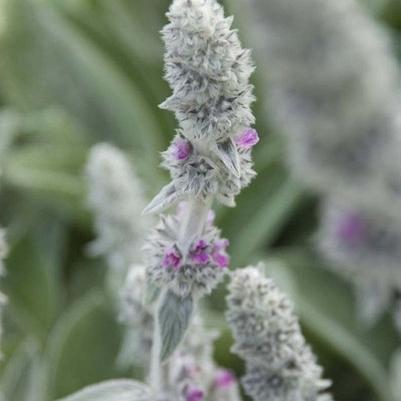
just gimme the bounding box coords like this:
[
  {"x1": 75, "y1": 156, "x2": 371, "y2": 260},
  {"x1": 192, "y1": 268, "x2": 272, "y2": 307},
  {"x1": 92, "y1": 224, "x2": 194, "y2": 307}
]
[
  {"x1": 55, "y1": 380, "x2": 151, "y2": 401},
  {"x1": 143, "y1": 183, "x2": 181, "y2": 215},
  {"x1": 159, "y1": 290, "x2": 193, "y2": 362},
  {"x1": 213, "y1": 138, "x2": 240, "y2": 177}
]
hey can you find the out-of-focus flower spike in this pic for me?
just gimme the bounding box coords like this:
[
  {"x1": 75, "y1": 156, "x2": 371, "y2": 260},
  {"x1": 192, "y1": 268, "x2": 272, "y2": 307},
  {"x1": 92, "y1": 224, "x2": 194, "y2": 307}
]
[
  {"x1": 86, "y1": 143, "x2": 150, "y2": 279},
  {"x1": 318, "y1": 197, "x2": 401, "y2": 325},
  {"x1": 244, "y1": 0, "x2": 401, "y2": 211},
  {"x1": 226, "y1": 267, "x2": 332, "y2": 401}
]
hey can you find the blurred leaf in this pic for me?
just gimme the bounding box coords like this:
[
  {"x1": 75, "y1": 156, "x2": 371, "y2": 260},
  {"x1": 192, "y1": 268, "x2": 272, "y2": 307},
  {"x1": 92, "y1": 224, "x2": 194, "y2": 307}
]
[
  {"x1": 3, "y1": 228, "x2": 63, "y2": 340},
  {"x1": 0, "y1": 0, "x2": 165, "y2": 189},
  {"x1": 55, "y1": 380, "x2": 151, "y2": 401},
  {"x1": 230, "y1": 176, "x2": 303, "y2": 265},
  {"x1": 46, "y1": 290, "x2": 121, "y2": 399},
  {"x1": 0, "y1": 340, "x2": 48, "y2": 401},
  {"x1": 390, "y1": 350, "x2": 401, "y2": 401}
]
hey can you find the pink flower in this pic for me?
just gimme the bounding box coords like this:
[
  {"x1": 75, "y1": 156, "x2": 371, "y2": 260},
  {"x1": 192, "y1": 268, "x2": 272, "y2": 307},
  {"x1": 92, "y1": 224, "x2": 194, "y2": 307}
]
[
  {"x1": 191, "y1": 239, "x2": 210, "y2": 265},
  {"x1": 235, "y1": 128, "x2": 260, "y2": 150},
  {"x1": 214, "y1": 369, "x2": 236, "y2": 389},
  {"x1": 162, "y1": 247, "x2": 182, "y2": 271},
  {"x1": 172, "y1": 137, "x2": 192, "y2": 161},
  {"x1": 212, "y1": 239, "x2": 230, "y2": 268},
  {"x1": 185, "y1": 386, "x2": 204, "y2": 401}
]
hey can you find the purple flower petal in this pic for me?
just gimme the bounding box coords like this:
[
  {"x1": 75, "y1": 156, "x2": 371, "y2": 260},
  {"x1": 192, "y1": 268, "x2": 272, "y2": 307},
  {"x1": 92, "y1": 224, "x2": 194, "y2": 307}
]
[
  {"x1": 212, "y1": 252, "x2": 229, "y2": 268},
  {"x1": 163, "y1": 247, "x2": 182, "y2": 271},
  {"x1": 214, "y1": 369, "x2": 236, "y2": 389},
  {"x1": 191, "y1": 239, "x2": 210, "y2": 265},
  {"x1": 185, "y1": 386, "x2": 204, "y2": 401},
  {"x1": 172, "y1": 137, "x2": 192, "y2": 161},
  {"x1": 235, "y1": 128, "x2": 259, "y2": 150},
  {"x1": 212, "y1": 239, "x2": 230, "y2": 268}
]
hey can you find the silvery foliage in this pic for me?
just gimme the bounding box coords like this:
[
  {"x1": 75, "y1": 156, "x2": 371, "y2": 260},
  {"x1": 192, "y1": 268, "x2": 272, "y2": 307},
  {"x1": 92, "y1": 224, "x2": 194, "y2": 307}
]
[
  {"x1": 318, "y1": 198, "x2": 401, "y2": 325},
  {"x1": 86, "y1": 143, "x2": 150, "y2": 287},
  {"x1": 144, "y1": 205, "x2": 228, "y2": 299},
  {"x1": 162, "y1": 316, "x2": 241, "y2": 401},
  {"x1": 118, "y1": 265, "x2": 154, "y2": 370},
  {"x1": 144, "y1": 0, "x2": 258, "y2": 214},
  {"x1": 55, "y1": 380, "x2": 151, "y2": 401},
  {"x1": 227, "y1": 267, "x2": 331, "y2": 401},
  {"x1": 244, "y1": 0, "x2": 401, "y2": 214}
]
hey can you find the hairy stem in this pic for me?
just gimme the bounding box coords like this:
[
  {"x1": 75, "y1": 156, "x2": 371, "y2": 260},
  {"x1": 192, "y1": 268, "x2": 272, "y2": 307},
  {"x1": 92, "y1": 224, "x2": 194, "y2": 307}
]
[
  {"x1": 149, "y1": 288, "x2": 166, "y2": 393},
  {"x1": 179, "y1": 197, "x2": 211, "y2": 253}
]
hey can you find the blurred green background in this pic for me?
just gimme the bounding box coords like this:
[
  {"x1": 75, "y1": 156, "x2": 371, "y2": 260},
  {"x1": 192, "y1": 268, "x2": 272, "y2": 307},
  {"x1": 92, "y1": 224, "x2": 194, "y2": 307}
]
[{"x1": 0, "y1": 0, "x2": 401, "y2": 400}]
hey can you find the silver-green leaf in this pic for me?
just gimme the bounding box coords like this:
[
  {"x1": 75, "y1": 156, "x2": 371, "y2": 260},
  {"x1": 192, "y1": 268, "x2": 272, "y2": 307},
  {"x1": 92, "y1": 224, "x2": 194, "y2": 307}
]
[
  {"x1": 55, "y1": 380, "x2": 151, "y2": 401},
  {"x1": 159, "y1": 290, "x2": 193, "y2": 362},
  {"x1": 213, "y1": 138, "x2": 241, "y2": 177}
]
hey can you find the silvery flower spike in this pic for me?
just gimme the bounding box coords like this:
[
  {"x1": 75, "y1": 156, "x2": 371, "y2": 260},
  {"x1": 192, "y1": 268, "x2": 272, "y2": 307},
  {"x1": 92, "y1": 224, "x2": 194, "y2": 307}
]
[
  {"x1": 227, "y1": 267, "x2": 332, "y2": 401},
  {"x1": 244, "y1": 0, "x2": 401, "y2": 215},
  {"x1": 142, "y1": 0, "x2": 259, "y2": 391}
]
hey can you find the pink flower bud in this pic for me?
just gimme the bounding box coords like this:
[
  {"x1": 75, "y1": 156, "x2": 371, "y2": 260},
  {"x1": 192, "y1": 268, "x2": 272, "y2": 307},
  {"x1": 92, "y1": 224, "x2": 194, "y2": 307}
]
[
  {"x1": 172, "y1": 137, "x2": 192, "y2": 161},
  {"x1": 214, "y1": 369, "x2": 236, "y2": 389},
  {"x1": 235, "y1": 128, "x2": 259, "y2": 150},
  {"x1": 212, "y1": 239, "x2": 230, "y2": 268}
]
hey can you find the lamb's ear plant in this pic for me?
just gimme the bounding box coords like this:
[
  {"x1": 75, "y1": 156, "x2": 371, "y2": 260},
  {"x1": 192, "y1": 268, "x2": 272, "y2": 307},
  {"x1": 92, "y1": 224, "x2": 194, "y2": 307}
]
[
  {"x1": 59, "y1": 1, "x2": 333, "y2": 400},
  {"x1": 143, "y1": 0, "x2": 257, "y2": 382}
]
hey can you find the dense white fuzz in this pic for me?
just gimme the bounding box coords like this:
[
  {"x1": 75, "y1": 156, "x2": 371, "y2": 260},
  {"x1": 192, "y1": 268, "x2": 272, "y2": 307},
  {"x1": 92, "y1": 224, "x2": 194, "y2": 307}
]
[
  {"x1": 161, "y1": 0, "x2": 255, "y2": 142},
  {"x1": 145, "y1": 0, "x2": 259, "y2": 214},
  {"x1": 227, "y1": 267, "x2": 331, "y2": 401}
]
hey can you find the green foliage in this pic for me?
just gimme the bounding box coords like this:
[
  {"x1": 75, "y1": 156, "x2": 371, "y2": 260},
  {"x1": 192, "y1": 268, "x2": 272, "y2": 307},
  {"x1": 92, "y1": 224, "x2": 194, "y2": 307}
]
[{"x1": 0, "y1": 1, "x2": 400, "y2": 400}]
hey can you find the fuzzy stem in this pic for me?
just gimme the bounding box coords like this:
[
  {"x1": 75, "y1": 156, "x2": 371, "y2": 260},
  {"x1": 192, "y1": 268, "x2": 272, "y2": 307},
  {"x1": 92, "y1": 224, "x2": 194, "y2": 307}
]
[
  {"x1": 179, "y1": 197, "x2": 211, "y2": 252},
  {"x1": 149, "y1": 288, "x2": 166, "y2": 393}
]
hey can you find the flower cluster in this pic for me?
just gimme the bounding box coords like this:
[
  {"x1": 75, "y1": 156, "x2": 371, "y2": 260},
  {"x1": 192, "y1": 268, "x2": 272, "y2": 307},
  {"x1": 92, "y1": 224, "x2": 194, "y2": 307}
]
[
  {"x1": 145, "y1": 202, "x2": 229, "y2": 298},
  {"x1": 245, "y1": 0, "x2": 401, "y2": 213},
  {"x1": 227, "y1": 267, "x2": 331, "y2": 401},
  {"x1": 164, "y1": 316, "x2": 241, "y2": 401},
  {"x1": 144, "y1": 0, "x2": 258, "y2": 214},
  {"x1": 86, "y1": 143, "x2": 151, "y2": 290}
]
